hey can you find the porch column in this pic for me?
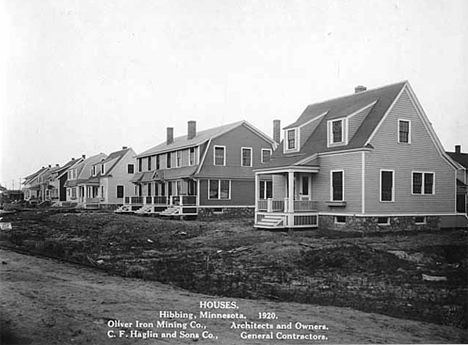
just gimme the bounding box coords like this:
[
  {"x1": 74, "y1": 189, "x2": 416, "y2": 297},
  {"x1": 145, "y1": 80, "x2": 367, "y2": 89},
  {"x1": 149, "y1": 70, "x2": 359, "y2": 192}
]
[
  {"x1": 288, "y1": 171, "x2": 295, "y2": 227},
  {"x1": 254, "y1": 173, "x2": 259, "y2": 212}
]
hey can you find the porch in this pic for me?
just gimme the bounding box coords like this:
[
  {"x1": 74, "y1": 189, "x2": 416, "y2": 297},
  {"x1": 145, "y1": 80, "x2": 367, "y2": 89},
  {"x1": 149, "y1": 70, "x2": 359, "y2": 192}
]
[
  {"x1": 254, "y1": 166, "x2": 320, "y2": 229},
  {"x1": 119, "y1": 195, "x2": 198, "y2": 215}
]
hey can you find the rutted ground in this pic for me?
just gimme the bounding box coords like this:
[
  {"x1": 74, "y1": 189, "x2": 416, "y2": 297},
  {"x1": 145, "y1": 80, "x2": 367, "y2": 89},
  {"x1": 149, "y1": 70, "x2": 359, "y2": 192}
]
[
  {"x1": 0, "y1": 209, "x2": 467, "y2": 343},
  {"x1": 1, "y1": 249, "x2": 467, "y2": 344}
]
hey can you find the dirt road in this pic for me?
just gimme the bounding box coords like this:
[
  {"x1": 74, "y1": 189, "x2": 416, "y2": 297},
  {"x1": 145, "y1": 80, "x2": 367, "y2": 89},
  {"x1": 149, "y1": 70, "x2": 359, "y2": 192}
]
[{"x1": 1, "y1": 249, "x2": 466, "y2": 344}]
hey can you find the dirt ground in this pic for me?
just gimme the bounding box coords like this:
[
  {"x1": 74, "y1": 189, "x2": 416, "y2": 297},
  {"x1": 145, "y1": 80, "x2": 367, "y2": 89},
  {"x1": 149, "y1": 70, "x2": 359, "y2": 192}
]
[
  {"x1": 0, "y1": 209, "x2": 467, "y2": 344},
  {"x1": 1, "y1": 249, "x2": 467, "y2": 345}
]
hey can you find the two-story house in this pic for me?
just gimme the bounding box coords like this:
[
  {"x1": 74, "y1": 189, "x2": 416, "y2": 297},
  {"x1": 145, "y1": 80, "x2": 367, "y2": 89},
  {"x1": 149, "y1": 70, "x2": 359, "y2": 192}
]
[
  {"x1": 117, "y1": 120, "x2": 277, "y2": 218},
  {"x1": 22, "y1": 167, "x2": 49, "y2": 201},
  {"x1": 79, "y1": 147, "x2": 137, "y2": 209},
  {"x1": 254, "y1": 81, "x2": 466, "y2": 231},
  {"x1": 64, "y1": 153, "x2": 107, "y2": 205}
]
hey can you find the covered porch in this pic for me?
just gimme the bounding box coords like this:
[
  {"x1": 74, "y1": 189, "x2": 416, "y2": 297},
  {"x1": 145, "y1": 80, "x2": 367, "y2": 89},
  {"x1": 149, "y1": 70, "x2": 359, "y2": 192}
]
[{"x1": 254, "y1": 166, "x2": 320, "y2": 229}]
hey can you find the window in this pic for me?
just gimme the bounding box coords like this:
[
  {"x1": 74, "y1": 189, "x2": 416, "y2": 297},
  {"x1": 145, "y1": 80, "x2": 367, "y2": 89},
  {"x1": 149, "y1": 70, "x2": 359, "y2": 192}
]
[
  {"x1": 189, "y1": 147, "x2": 196, "y2": 165},
  {"x1": 377, "y1": 217, "x2": 390, "y2": 225},
  {"x1": 148, "y1": 183, "x2": 152, "y2": 196},
  {"x1": 412, "y1": 172, "x2": 434, "y2": 195},
  {"x1": 301, "y1": 176, "x2": 309, "y2": 196},
  {"x1": 209, "y1": 179, "x2": 230, "y2": 199},
  {"x1": 156, "y1": 155, "x2": 160, "y2": 170},
  {"x1": 101, "y1": 164, "x2": 105, "y2": 175},
  {"x1": 127, "y1": 164, "x2": 134, "y2": 174},
  {"x1": 71, "y1": 187, "x2": 77, "y2": 199},
  {"x1": 167, "y1": 152, "x2": 172, "y2": 168},
  {"x1": 167, "y1": 182, "x2": 173, "y2": 197},
  {"x1": 332, "y1": 120, "x2": 343, "y2": 143},
  {"x1": 176, "y1": 151, "x2": 181, "y2": 167},
  {"x1": 286, "y1": 129, "x2": 296, "y2": 150},
  {"x1": 398, "y1": 120, "x2": 411, "y2": 143},
  {"x1": 415, "y1": 216, "x2": 426, "y2": 224},
  {"x1": 241, "y1": 147, "x2": 252, "y2": 167},
  {"x1": 116, "y1": 185, "x2": 124, "y2": 198},
  {"x1": 161, "y1": 183, "x2": 165, "y2": 196},
  {"x1": 101, "y1": 186, "x2": 105, "y2": 198},
  {"x1": 335, "y1": 216, "x2": 346, "y2": 224},
  {"x1": 214, "y1": 146, "x2": 225, "y2": 166},
  {"x1": 331, "y1": 171, "x2": 344, "y2": 201},
  {"x1": 380, "y1": 170, "x2": 394, "y2": 202},
  {"x1": 261, "y1": 149, "x2": 272, "y2": 163},
  {"x1": 259, "y1": 180, "x2": 273, "y2": 199},
  {"x1": 138, "y1": 159, "x2": 142, "y2": 172},
  {"x1": 155, "y1": 183, "x2": 159, "y2": 196},
  {"x1": 148, "y1": 156, "x2": 152, "y2": 171}
]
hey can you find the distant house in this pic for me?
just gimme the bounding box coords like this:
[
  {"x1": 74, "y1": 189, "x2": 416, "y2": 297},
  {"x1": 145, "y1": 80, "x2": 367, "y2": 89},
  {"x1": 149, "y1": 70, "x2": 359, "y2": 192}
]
[
  {"x1": 254, "y1": 81, "x2": 466, "y2": 231},
  {"x1": 78, "y1": 147, "x2": 137, "y2": 209},
  {"x1": 22, "y1": 166, "x2": 50, "y2": 201},
  {"x1": 64, "y1": 153, "x2": 107, "y2": 205},
  {"x1": 119, "y1": 120, "x2": 277, "y2": 218},
  {"x1": 447, "y1": 145, "x2": 468, "y2": 214}
]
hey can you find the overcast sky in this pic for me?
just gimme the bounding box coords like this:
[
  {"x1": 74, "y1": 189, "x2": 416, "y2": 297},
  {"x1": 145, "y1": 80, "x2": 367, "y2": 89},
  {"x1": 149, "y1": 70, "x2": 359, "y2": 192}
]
[{"x1": 1, "y1": 0, "x2": 467, "y2": 189}]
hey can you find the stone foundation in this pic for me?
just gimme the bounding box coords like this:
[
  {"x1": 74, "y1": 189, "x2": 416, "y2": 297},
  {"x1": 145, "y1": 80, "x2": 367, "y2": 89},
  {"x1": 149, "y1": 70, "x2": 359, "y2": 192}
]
[
  {"x1": 319, "y1": 215, "x2": 441, "y2": 232},
  {"x1": 197, "y1": 207, "x2": 255, "y2": 220}
]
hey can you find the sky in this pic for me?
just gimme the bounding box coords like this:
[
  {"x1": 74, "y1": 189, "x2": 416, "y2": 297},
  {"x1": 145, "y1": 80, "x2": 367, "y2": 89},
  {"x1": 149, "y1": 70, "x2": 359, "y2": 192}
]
[{"x1": 1, "y1": 0, "x2": 467, "y2": 189}]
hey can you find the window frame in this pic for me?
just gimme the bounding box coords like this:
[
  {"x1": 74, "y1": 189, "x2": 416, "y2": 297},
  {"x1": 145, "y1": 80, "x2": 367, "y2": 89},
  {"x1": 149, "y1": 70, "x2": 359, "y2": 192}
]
[
  {"x1": 259, "y1": 180, "x2": 273, "y2": 200},
  {"x1": 176, "y1": 150, "x2": 182, "y2": 168},
  {"x1": 116, "y1": 185, "x2": 124, "y2": 198},
  {"x1": 208, "y1": 179, "x2": 231, "y2": 200},
  {"x1": 166, "y1": 152, "x2": 172, "y2": 169},
  {"x1": 330, "y1": 170, "x2": 344, "y2": 202},
  {"x1": 327, "y1": 118, "x2": 348, "y2": 147},
  {"x1": 285, "y1": 128, "x2": 298, "y2": 152},
  {"x1": 411, "y1": 171, "x2": 435, "y2": 195},
  {"x1": 189, "y1": 147, "x2": 196, "y2": 166},
  {"x1": 261, "y1": 148, "x2": 272, "y2": 163},
  {"x1": 380, "y1": 169, "x2": 395, "y2": 202},
  {"x1": 213, "y1": 145, "x2": 226, "y2": 166},
  {"x1": 398, "y1": 119, "x2": 411, "y2": 144},
  {"x1": 148, "y1": 156, "x2": 152, "y2": 171},
  {"x1": 127, "y1": 164, "x2": 134, "y2": 174},
  {"x1": 241, "y1": 147, "x2": 253, "y2": 167}
]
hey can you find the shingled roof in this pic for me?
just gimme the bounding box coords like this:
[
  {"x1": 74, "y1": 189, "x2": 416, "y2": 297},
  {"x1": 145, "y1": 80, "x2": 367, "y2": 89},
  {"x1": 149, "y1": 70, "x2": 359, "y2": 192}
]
[{"x1": 264, "y1": 81, "x2": 407, "y2": 169}]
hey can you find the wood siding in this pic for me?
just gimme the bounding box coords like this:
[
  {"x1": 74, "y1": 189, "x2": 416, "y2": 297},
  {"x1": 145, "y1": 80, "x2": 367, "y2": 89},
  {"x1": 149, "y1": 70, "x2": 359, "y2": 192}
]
[
  {"x1": 104, "y1": 149, "x2": 137, "y2": 204},
  {"x1": 198, "y1": 123, "x2": 274, "y2": 179},
  {"x1": 312, "y1": 152, "x2": 362, "y2": 213},
  {"x1": 199, "y1": 179, "x2": 255, "y2": 206},
  {"x1": 365, "y1": 88, "x2": 455, "y2": 214}
]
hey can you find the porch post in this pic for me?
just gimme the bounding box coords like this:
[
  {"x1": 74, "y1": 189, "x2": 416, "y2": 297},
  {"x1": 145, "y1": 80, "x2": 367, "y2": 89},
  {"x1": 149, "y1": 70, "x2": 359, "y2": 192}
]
[
  {"x1": 254, "y1": 173, "x2": 259, "y2": 212},
  {"x1": 288, "y1": 171, "x2": 295, "y2": 227}
]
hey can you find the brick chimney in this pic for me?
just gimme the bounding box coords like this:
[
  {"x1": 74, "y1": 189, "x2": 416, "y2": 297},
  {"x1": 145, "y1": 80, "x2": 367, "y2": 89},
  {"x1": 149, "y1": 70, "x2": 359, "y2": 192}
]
[
  {"x1": 82, "y1": 154, "x2": 86, "y2": 159},
  {"x1": 167, "y1": 127, "x2": 174, "y2": 145},
  {"x1": 273, "y1": 119, "x2": 281, "y2": 143},
  {"x1": 355, "y1": 85, "x2": 367, "y2": 93},
  {"x1": 122, "y1": 146, "x2": 128, "y2": 150},
  {"x1": 187, "y1": 121, "x2": 196, "y2": 140},
  {"x1": 455, "y1": 145, "x2": 461, "y2": 153}
]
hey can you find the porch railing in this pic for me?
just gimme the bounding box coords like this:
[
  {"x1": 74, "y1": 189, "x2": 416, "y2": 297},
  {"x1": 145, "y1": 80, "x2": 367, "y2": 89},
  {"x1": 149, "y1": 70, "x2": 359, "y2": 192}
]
[
  {"x1": 257, "y1": 198, "x2": 318, "y2": 212},
  {"x1": 170, "y1": 195, "x2": 197, "y2": 206}
]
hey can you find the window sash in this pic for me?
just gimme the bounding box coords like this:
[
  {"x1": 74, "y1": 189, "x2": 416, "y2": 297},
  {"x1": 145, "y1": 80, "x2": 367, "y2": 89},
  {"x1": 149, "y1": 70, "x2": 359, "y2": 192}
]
[
  {"x1": 148, "y1": 156, "x2": 152, "y2": 170},
  {"x1": 412, "y1": 172, "x2": 434, "y2": 195},
  {"x1": 399, "y1": 120, "x2": 410, "y2": 143},
  {"x1": 381, "y1": 171, "x2": 393, "y2": 201},
  {"x1": 287, "y1": 130, "x2": 296, "y2": 150},
  {"x1": 261, "y1": 149, "x2": 271, "y2": 163},
  {"x1": 209, "y1": 179, "x2": 230, "y2": 199},
  {"x1": 214, "y1": 147, "x2": 225, "y2": 165},
  {"x1": 332, "y1": 120, "x2": 343, "y2": 143},
  {"x1": 127, "y1": 164, "x2": 134, "y2": 174},
  {"x1": 167, "y1": 153, "x2": 171, "y2": 168},
  {"x1": 412, "y1": 172, "x2": 422, "y2": 194},
  {"x1": 332, "y1": 171, "x2": 343, "y2": 201},
  {"x1": 189, "y1": 148, "x2": 195, "y2": 165},
  {"x1": 117, "y1": 186, "x2": 124, "y2": 198},
  {"x1": 242, "y1": 148, "x2": 252, "y2": 167}
]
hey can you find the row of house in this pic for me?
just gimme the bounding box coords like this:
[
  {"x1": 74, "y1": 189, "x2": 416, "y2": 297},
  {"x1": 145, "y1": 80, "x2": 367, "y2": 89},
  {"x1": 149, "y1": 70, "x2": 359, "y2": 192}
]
[{"x1": 22, "y1": 80, "x2": 468, "y2": 230}]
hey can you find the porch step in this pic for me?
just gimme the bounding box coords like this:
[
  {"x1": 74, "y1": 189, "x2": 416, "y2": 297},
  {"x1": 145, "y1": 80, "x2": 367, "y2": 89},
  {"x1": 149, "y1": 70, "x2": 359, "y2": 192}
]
[
  {"x1": 134, "y1": 205, "x2": 153, "y2": 215},
  {"x1": 256, "y1": 215, "x2": 284, "y2": 229},
  {"x1": 114, "y1": 205, "x2": 133, "y2": 214},
  {"x1": 160, "y1": 206, "x2": 180, "y2": 217}
]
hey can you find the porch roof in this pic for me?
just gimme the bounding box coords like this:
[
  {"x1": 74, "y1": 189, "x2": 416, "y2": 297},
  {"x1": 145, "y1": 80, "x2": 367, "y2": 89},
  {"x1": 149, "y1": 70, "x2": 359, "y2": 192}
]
[{"x1": 255, "y1": 156, "x2": 320, "y2": 172}]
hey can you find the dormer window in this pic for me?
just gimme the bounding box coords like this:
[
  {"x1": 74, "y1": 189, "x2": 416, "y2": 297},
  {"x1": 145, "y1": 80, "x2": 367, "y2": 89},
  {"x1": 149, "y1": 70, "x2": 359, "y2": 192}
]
[
  {"x1": 287, "y1": 129, "x2": 296, "y2": 150},
  {"x1": 327, "y1": 118, "x2": 348, "y2": 147}
]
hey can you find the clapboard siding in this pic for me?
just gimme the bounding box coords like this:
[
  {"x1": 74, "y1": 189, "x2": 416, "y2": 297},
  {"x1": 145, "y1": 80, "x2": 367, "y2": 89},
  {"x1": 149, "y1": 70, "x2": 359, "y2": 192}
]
[
  {"x1": 365, "y1": 88, "x2": 455, "y2": 214},
  {"x1": 199, "y1": 179, "x2": 255, "y2": 206},
  {"x1": 312, "y1": 152, "x2": 362, "y2": 213}
]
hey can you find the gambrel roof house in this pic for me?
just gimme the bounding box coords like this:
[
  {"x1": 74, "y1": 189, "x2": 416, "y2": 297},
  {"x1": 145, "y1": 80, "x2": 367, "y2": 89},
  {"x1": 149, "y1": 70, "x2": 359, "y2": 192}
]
[
  {"x1": 77, "y1": 147, "x2": 137, "y2": 209},
  {"x1": 117, "y1": 120, "x2": 277, "y2": 217},
  {"x1": 254, "y1": 81, "x2": 467, "y2": 230}
]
